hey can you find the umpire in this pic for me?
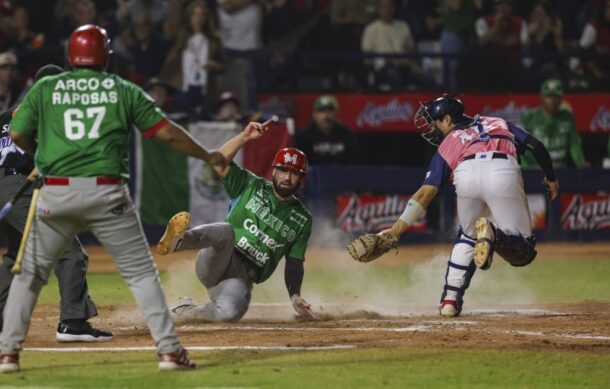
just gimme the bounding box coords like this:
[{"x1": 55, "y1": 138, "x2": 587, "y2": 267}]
[{"x1": 0, "y1": 64, "x2": 112, "y2": 342}]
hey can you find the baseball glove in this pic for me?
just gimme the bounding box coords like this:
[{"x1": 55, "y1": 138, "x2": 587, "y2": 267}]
[{"x1": 347, "y1": 232, "x2": 398, "y2": 263}]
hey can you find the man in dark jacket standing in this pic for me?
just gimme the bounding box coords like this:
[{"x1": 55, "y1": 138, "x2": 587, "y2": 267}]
[{"x1": 294, "y1": 95, "x2": 361, "y2": 165}]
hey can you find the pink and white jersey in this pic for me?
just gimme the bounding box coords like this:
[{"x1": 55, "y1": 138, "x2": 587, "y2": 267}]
[
  {"x1": 439, "y1": 116, "x2": 518, "y2": 171},
  {"x1": 423, "y1": 115, "x2": 529, "y2": 188}
]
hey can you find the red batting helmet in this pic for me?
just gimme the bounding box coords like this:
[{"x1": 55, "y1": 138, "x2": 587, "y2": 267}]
[
  {"x1": 68, "y1": 24, "x2": 111, "y2": 68},
  {"x1": 272, "y1": 148, "x2": 308, "y2": 175}
]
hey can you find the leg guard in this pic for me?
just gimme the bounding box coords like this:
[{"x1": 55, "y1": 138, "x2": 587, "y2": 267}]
[
  {"x1": 440, "y1": 229, "x2": 477, "y2": 315},
  {"x1": 494, "y1": 228, "x2": 537, "y2": 267}
]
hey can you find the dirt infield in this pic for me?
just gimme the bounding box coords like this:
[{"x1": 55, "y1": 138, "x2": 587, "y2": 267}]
[
  {"x1": 22, "y1": 242, "x2": 610, "y2": 354},
  {"x1": 24, "y1": 302, "x2": 610, "y2": 354}
]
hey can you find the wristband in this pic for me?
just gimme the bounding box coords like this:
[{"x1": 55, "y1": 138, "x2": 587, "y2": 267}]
[{"x1": 399, "y1": 199, "x2": 425, "y2": 226}]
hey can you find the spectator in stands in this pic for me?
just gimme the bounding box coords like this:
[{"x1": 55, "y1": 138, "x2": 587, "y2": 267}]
[
  {"x1": 160, "y1": 0, "x2": 224, "y2": 117},
  {"x1": 216, "y1": 0, "x2": 265, "y2": 109},
  {"x1": 476, "y1": 0, "x2": 528, "y2": 49},
  {"x1": 52, "y1": 0, "x2": 99, "y2": 47},
  {"x1": 436, "y1": 0, "x2": 479, "y2": 90},
  {"x1": 528, "y1": 2, "x2": 564, "y2": 53},
  {"x1": 520, "y1": 79, "x2": 589, "y2": 169},
  {"x1": 473, "y1": 0, "x2": 527, "y2": 90},
  {"x1": 579, "y1": 0, "x2": 610, "y2": 90},
  {"x1": 73, "y1": 0, "x2": 98, "y2": 27},
  {"x1": 129, "y1": 13, "x2": 170, "y2": 85},
  {"x1": 361, "y1": 0, "x2": 425, "y2": 91},
  {"x1": 144, "y1": 77, "x2": 172, "y2": 112},
  {"x1": 9, "y1": 7, "x2": 43, "y2": 78},
  {"x1": 0, "y1": 52, "x2": 21, "y2": 111},
  {"x1": 110, "y1": 22, "x2": 135, "y2": 79},
  {"x1": 116, "y1": 0, "x2": 169, "y2": 29},
  {"x1": 215, "y1": 91, "x2": 243, "y2": 122},
  {"x1": 523, "y1": 2, "x2": 566, "y2": 88},
  {"x1": 294, "y1": 95, "x2": 361, "y2": 165}
]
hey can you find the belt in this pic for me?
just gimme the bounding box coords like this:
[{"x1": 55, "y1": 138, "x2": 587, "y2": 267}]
[
  {"x1": 2, "y1": 167, "x2": 31, "y2": 176},
  {"x1": 44, "y1": 176, "x2": 123, "y2": 186},
  {"x1": 462, "y1": 152, "x2": 508, "y2": 161}
]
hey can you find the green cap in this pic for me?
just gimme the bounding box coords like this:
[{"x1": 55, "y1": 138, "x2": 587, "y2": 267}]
[
  {"x1": 314, "y1": 95, "x2": 338, "y2": 111},
  {"x1": 541, "y1": 79, "x2": 563, "y2": 96}
]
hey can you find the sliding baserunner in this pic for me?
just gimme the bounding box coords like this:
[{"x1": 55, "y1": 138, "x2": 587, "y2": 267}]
[{"x1": 159, "y1": 120, "x2": 316, "y2": 321}]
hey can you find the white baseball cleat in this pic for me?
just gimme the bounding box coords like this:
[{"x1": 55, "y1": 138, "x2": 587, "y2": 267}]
[
  {"x1": 157, "y1": 212, "x2": 190, "y2": 255},
  {"x1": 439, "y1": 300, "x2": 459, "y2": 318},
  {"x1": 0, "y1": 354, "x2": 19, "y2": 373},
  {"x1": 474, "y1": 217, "x2": 495, "y2": 270},
  {"x1": 170, "y1": 297, "x2": 196, "y2": 316}
]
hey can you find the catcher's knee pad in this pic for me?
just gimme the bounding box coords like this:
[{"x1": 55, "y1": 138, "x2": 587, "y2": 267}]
[
  {"x1": 494, "y1": 230, "x2": 537, "y2": 267},
  {"x1": 440, "y1": 230, "x2": 477, "y2": 310}
]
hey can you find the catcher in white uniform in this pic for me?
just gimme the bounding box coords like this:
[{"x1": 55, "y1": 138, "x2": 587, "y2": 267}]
[{"x1": 349, "y1": 95, "x2": 559, "y2": 317}]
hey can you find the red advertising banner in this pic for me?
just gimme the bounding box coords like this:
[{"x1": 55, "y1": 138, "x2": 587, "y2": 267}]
[
  {"x1": 561, "y1": 194, "x2": 610, "y2": 230},
  {"x1": 260, "y1": 93, "x2": 610, "y2": 134},
  {"x1": 336, "y1": 194, "x2": 427, "y2": 233}
]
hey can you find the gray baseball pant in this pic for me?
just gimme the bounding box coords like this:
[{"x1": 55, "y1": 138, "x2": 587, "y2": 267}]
[
  {"x1": 0, "y1": 179, "x2": 181, "y2": 355},
  {"x1": 175, "y1": 222, "x2": 252, "y2": 322},
  {"x1": 0, "y1": 172, "x2": 97, "y2": 330}
]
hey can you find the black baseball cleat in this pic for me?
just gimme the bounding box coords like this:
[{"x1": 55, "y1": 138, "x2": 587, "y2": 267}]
[{"x1": 56, "y1": 320, "x2": 114, "y2": 343}]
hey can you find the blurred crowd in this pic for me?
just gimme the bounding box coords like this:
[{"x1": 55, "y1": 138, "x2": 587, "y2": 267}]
[
  {"x1": 1, "y1": 0, "x2": 609, "y2": 113},
  {"x1": 0, "y1": 0, "x2": 608, "y2": 167}
]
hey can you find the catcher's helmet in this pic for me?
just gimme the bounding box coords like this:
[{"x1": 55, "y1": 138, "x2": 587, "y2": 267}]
[
  {"x1": 414, "y1": 95, "x2": 468, "y2": 146},
  {"x1": 272, "y1": 148, "x2": 308, "y2": 175},
  {"x1": 68, "y1": 24, "x2": 111, "y2": 68}
]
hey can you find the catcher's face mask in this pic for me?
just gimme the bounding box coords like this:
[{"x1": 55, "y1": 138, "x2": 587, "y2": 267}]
[{"x1": 414, "y1": 103, "x2": 445, "y2": 146}]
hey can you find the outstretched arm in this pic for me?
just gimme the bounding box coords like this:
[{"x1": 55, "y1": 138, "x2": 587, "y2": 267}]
[
  {"x1": 384, "y1": 184, "x2": 438, "y2": 239},
  {"x1": 285, "y1": 256, "x2": 316, "y2": 319},
  {"x1": 153, "y1": 120, "x2": 227, "y2": 166},
  {"x1": 214, "y1": 119, "x2": 273, "y2": 178}
]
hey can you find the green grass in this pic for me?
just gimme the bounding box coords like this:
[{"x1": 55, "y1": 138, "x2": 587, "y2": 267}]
[
  {"x1": 519, "y1": 260, "x2": 610, "y2": 302},
  {"x1": 37, "y1": 259, "x2": 610, "y2": 305},
  {"x1": 18, "y1": 258, "x2": 610, "y2": 388},
  {"x1": 1, "y1": 348, "x2": 608, "y2": 388}
]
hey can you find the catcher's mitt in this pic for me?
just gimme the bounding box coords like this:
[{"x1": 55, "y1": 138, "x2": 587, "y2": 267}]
[{"x1": 347, "y1": 232, "x2": 398, "y2": 263}]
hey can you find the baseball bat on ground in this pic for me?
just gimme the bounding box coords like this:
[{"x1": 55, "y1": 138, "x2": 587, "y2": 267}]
[
  {"x1": 12, "y1": 177, "x2": 41, "y2": 275},
  {"x1": 0, "y1": 168, "x2": 38, "y2": 221}
]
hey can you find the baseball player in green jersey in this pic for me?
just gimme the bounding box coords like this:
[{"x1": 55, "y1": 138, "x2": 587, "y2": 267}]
[
  {"x1": 520, "y1": 79, "x2": 589, "y2": 169},
  {"x1": 0, "y1": 24, "x2": 228, "y2": 373},
  {"x1": 157, "y1": 120, "x2": 317, "y2": 322},
  {"x1": 0, "y1": 64, "x2": 112, "y2": 344}
]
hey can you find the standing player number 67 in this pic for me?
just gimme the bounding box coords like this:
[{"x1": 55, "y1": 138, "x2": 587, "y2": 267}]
[{"x1": 64, "y1": 106, "x2": 106, "y2": 140}]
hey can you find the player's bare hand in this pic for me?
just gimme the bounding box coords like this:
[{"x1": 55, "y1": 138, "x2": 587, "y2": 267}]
[
  {"x1": 543, "y1": 178, "x2": 559, "y2": 200},
  {"x1": 207, "y1": 151, "x2": 229, "y2": 168},
  {"x1": 291, "y1": 295, "x2": 317, "y2": 320},
  {"x1": 242, "y1": 119, "x2": 274, "y2": 141}
]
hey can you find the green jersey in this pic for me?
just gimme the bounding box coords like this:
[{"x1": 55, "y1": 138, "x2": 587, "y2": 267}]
[
  {"x1": 520, "y1": 107, "x2": 585, "y2": 168},
  {"x1": 222, "y1": 163, "x2": 312, "y2": 283},
  {"x1": 10, "y1": 68, "x2": 167, "y2": 179}
]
